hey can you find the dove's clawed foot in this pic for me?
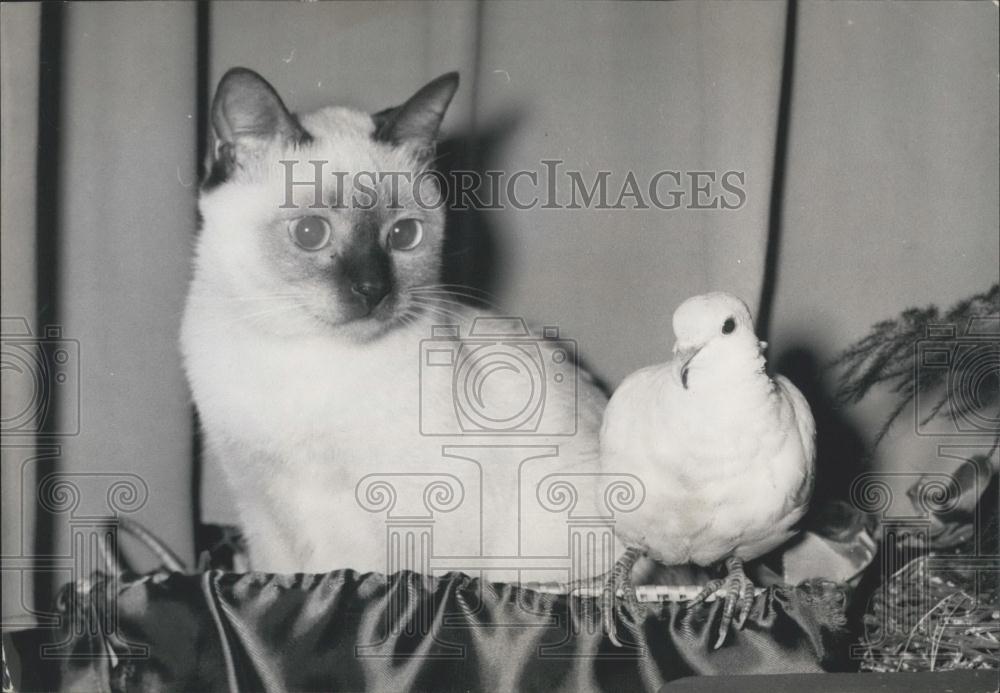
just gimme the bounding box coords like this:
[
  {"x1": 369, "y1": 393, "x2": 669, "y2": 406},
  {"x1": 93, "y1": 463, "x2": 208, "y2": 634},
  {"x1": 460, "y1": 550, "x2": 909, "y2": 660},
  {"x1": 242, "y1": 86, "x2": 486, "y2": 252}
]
[
  {"x1": 601, "y1": 546, "x2": 645, "y2": 647},
  {"x1": 688, "y1": 555, "x2": 755, "y2": 649}
]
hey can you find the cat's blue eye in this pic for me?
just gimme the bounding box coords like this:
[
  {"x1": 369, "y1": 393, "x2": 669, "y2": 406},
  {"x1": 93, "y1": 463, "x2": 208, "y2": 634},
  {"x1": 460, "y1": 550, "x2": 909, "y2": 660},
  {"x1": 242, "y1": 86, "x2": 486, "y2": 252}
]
[
  {"x1": 388, "y1": 219, "x2": 423, "y2": 251},
  {"x1": 289, "y1": 216, "x2": 331, "y2": 251}
]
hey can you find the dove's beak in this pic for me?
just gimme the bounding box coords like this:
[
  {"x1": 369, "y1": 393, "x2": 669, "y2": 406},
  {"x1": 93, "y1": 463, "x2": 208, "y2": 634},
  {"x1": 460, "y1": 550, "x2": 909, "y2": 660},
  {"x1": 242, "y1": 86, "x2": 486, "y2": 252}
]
[{"x1": 676, "y1": 345, "x2": 703, "y2": 390}]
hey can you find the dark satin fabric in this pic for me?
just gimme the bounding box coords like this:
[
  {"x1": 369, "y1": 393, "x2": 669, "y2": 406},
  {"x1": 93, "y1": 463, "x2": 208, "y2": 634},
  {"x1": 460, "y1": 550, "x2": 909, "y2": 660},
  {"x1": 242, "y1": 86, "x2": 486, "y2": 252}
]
[{"x1": 11, "y1": 570, "x2": 848, "y2": 692}]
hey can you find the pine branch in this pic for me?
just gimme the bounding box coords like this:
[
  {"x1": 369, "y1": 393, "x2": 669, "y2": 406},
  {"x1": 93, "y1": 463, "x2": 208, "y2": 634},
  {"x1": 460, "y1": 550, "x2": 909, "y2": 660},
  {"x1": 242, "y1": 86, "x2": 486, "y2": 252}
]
[{"x1": 832, "y1": 284, "x2": 999, "y2": 446}]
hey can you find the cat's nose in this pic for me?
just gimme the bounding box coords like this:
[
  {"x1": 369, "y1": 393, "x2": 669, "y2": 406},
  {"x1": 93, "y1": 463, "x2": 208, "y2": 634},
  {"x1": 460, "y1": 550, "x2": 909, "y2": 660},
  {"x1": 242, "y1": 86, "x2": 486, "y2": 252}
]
[{"x1": 351, "y1": 281, "x2": 390, "y2": 308}]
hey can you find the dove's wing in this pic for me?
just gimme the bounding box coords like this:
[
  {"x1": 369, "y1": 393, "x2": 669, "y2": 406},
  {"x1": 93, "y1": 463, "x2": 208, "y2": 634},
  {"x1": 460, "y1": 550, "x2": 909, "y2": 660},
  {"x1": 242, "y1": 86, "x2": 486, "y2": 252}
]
[
  {"x1": 725, "y1": 376, "x2": 816, "y2": 561},
  {"x1": 775, "y1": 374, "x2": 817, "y2": 471},
  {"x1": 771, "y1": 373, "x2": 817, "y2": 527}
]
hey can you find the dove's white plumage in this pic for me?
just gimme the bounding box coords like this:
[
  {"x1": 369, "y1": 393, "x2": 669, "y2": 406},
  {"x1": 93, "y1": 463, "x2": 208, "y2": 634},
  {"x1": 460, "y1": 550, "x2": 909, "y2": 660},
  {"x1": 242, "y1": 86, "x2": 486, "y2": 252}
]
[{"x1": 600, "y1": 292, "x2": 815, "y2": 569}]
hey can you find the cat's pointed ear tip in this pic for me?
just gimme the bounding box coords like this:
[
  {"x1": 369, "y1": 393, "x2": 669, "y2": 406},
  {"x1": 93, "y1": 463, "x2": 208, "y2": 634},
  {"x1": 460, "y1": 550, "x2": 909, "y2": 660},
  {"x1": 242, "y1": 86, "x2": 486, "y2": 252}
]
[
  {"x1": 210, "y1": 66, "x2": 304, "y2": 151},
  {"x1": 217, "y1": 67, "x2": 271, "y2": 90},
  {"x1": 434, "y1": 71, "x2": 460, "y2": 90},
  {"x1": 221, "y1": 66, "x2": 259, "y2": 79}
]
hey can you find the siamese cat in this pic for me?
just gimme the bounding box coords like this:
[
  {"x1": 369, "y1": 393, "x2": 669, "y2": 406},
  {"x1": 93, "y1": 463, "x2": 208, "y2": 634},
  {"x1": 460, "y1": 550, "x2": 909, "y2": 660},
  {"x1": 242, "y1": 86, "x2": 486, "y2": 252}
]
[{"x1": 181, "y1": 68, "x2": 611, "y2": 582}]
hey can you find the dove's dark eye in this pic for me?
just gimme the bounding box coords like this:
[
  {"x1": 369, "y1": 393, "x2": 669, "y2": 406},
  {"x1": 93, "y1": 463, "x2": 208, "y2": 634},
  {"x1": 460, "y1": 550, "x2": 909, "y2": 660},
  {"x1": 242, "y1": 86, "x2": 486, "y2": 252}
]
[{"x1": 722, "y1": 317, "x2": 736, "y2": 334}]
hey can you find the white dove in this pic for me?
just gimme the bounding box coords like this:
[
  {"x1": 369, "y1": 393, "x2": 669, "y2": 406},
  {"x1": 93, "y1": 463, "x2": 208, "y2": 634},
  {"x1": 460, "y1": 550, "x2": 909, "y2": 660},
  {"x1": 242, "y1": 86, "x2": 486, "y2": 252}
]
[{"x1": 599, "y1": 292, "x2": 815, "y2": 648}]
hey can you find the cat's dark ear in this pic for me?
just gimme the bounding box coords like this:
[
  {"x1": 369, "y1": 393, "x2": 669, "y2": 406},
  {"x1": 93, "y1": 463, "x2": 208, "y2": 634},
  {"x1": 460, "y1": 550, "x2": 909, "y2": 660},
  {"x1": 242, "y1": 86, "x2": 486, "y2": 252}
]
[
  {"x1": 208, "y1": 68, "x2": 309, "y2": 177},
  {"x1": 373, "y1": 72, "x2": 459, "y2": 151}
]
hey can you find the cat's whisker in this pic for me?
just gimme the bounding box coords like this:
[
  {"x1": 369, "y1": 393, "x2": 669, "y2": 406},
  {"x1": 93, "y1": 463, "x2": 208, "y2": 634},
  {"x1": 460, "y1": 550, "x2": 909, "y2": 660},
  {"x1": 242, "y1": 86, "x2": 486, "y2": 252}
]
[
  {"x1": 190, "y1": 301, "x2": 311, "y2": 336},
  {"x1": 407, "y1": 287, "x2": 490, "y2": 299},
  {"x1": 405, "y1": 303, "x2": 466, "y2": 326},
  {"x1": 391, "y1": 303, "x2": 433, "y2": 333},
  {"x1": 217, "y1": 303, "x2": 299, "y2": 323},
  {"x1": 184, "y1": 298, "x2": 312, "y2": 319},
  {"x1": 190, "y1": 294, "x2": 313, "y2": 304},
  {"x1": 412, "y1": 283, "x2": 498, "y2": 300},
  {"x1": 242, "y1": 304, "x2": 306, "y2": 322},
  {"x1": 395, "y1": 310, "x2": 419, "y2": 330},
  {"x1": 407, "y1": 307, "x2": 464, "y2": 326},
  {"x1": 415, "y1": 149, "x2": 454, "y2": 170},
  {"x1": 407, "y1": 284, "x2": 500, "y2": 309},
  {"x1": 405, "y1": 297, "x2": 468, "y2": 322},
  {"x1": 407, "y1": 291, "x2": 497, "y2": 310},
  {"x1": 407, "y1": 294, "x2": 483, "y2": 315}
]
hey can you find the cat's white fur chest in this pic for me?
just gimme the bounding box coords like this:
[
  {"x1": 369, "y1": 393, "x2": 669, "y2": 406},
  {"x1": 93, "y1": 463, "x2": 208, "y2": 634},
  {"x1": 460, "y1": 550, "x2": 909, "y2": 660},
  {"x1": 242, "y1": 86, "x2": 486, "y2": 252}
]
[
  {"x1": 181, "y1": 290, "x2": 609, "y2": 580},
  {"x1": 185, "y1": 310, "x2": 421, "y2": 454}
]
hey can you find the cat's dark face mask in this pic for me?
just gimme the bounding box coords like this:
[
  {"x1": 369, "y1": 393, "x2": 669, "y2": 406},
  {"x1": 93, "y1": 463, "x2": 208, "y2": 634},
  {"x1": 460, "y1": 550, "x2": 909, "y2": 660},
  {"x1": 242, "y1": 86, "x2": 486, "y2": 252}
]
[{"x1": 333, "y1": 213, "x2": 396, "y2": 321}]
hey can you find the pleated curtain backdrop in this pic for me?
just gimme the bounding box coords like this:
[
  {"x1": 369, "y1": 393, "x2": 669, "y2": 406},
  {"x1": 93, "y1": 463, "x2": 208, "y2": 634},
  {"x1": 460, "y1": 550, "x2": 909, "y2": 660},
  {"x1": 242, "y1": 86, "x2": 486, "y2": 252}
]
[{"x1": 1, "y1": 1, "x2": 996, "y2": 625}]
